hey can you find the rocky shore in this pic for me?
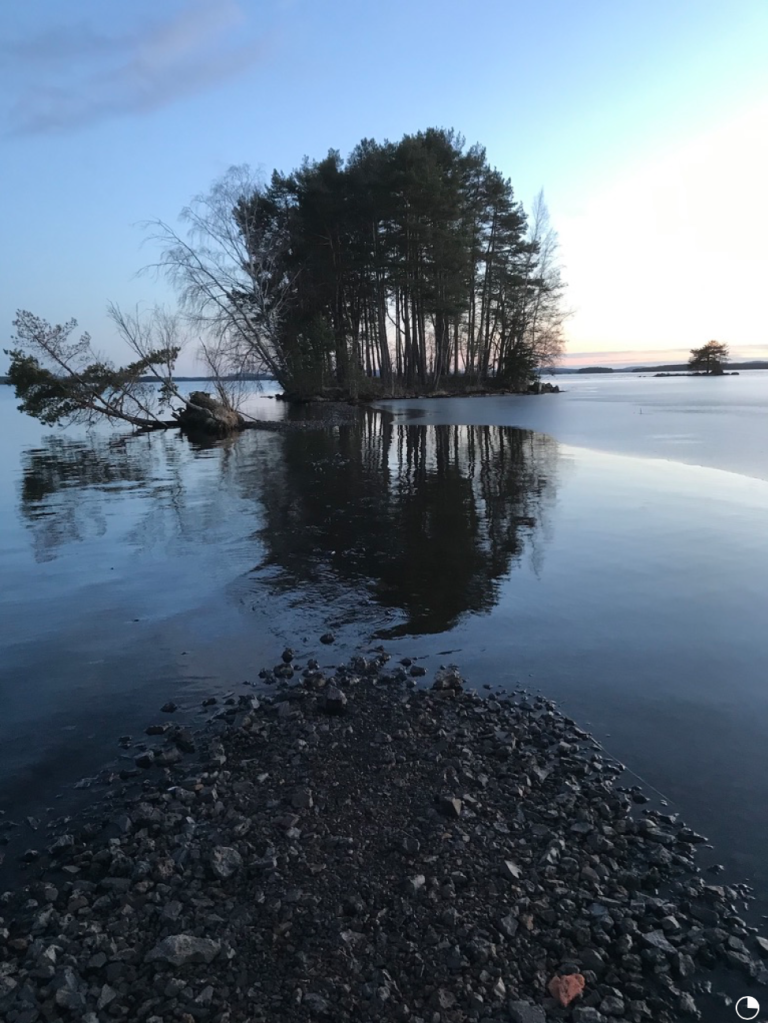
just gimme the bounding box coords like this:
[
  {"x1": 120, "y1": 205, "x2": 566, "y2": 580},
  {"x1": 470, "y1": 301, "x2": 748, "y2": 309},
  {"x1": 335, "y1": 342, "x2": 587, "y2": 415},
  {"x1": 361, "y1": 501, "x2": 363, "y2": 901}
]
[{"x1": 1, "y1": 652, "x2": 765, "y2": 1023}]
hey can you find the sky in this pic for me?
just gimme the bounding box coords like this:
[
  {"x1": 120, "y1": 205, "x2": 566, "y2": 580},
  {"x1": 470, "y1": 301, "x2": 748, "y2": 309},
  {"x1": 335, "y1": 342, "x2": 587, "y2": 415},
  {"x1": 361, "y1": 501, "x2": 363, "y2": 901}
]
[{"x1": 1, "y1": 0, "x2": 767, "y2": 372}]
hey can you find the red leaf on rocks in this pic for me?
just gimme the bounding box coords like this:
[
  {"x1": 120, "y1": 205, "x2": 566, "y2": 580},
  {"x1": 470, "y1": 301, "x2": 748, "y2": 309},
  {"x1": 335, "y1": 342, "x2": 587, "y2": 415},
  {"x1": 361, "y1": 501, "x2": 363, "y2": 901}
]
[{"x1": 547, "y1": 973, "x2": 585, "y2": 1006}]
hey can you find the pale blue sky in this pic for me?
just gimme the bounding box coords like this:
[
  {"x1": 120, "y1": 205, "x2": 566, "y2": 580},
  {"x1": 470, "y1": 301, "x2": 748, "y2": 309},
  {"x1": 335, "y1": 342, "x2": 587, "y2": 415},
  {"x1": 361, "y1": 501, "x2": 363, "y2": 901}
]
[{"x1": 2, "y1": 0, "x2": 767, "y2": 370}]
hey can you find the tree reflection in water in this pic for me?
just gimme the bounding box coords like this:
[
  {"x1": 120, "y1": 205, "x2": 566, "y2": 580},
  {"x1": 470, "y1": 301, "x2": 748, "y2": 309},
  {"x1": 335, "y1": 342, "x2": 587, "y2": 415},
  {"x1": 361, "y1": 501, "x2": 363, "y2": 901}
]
[
  {"x1": 251, "y1": 410, "x2": 559, "y2": 636},
  {"x1": 16, "y1": 411, "x2": 559, "y2": 637}
]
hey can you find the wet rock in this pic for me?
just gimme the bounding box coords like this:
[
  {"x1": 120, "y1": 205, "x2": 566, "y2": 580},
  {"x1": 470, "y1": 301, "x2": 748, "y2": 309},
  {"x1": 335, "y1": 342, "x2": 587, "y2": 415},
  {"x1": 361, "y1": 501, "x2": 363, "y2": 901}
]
[
  {"x1": 160, "y1": 701, "x2": 178, "y2": 713},
  {"x1": 319, "y1": 632, "x2": 335, "y2": 644},
  {"x1": 432, "y1": 666, "x2": 463, "y2": 693}
]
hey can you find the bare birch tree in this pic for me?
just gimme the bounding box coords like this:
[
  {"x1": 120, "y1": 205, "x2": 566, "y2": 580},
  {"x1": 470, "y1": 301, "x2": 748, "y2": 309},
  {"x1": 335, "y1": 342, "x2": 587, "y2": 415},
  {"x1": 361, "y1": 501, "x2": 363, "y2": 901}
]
[{"x1": 141, "y1": 165, "x2": 295, "y2": 395}]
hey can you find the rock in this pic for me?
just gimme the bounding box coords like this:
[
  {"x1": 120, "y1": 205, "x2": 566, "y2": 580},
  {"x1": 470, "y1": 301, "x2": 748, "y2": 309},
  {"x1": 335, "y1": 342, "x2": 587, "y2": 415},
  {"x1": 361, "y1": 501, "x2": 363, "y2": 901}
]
[
  {"x1": 756, "y1": 936, "x2": 768, "y2": 957},
  {"x1": 98, "y1": 984, "x2": 118, "y2": 1010},
  {"x1": 409, "y1": 665, "x2": 427, "y2": 677},
  {"x1": 431, "y1": 988, "x2": 456, "y2": 1009},
  {"x1": 432, "y1": 666, "x2": 463, "y2": 692},
  {"x1": 145, "y1": 934, "x2": 221, "y2": 966},
  {"x1": 291, "y1": 787, "x2": 314, "y2": 810},
  {"x1": 303, "y1": 992, "x2": 330, "y2": 1014},
  {"x1": 438, "y1": 795, "x2": 462, "y2": 818},
  {"x1": 47, "y1": 833, "x2": 75, "y2": 856},
  {"x1": 676, "y1": 992, "x2": 700, "y2": 1017},
  {"x1": 210, "y1": 846, "x2": 243, "y2": 879},
  {"x1": 160, "y1": 701, "x2": 178, "y2": 713},
  {"x1": 641, "y1": 929, "x2": 676, "y2": 954},
  {"x1": 319, "y1": 632, "x2": 335, "y2": 644},
  {"x1": 499, "y1": 910, "x2": 519, "y2": 938},
  {"x1": 177, "y1": 391, "x2": 245, "y2": 436},
  {"x1": 323, "y1": 686, "x2": 348, "y2": 715},
  {"x1": 548, "y1": 972, "x2": 585, "y2": 1006},
  {"x1": 134, "y1": 750, "x2": 155, "y2": 769},
  {"x1": 500, "y1": 859, "x2": 522, "y2": 881},
  {"x1": 572, "y1": 1009, "x2": 605, "y2": 1023},
  {"x1": 174, "y1": 728, "x2": 196, "y2": 753},
  {"x1": 599, "y1": 994, "x2": 625, "y2": 1016},
  {"x1": 509, "y1": 1001, "x2": 546, "y2": 1023}
]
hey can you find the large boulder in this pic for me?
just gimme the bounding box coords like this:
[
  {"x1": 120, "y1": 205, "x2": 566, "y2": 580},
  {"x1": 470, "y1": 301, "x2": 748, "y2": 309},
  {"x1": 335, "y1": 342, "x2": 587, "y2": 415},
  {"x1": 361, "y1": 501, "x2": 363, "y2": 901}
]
[{"x1": 177, "y1": 391, "x2": 244, "y2": 436}]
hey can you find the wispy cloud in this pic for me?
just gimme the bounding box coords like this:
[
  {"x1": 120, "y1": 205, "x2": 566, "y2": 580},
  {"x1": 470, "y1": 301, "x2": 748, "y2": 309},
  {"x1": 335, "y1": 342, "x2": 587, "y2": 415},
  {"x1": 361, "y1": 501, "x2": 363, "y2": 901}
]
[{"x1": 2, "y1": 2, "x2": 269, "y2": 136}]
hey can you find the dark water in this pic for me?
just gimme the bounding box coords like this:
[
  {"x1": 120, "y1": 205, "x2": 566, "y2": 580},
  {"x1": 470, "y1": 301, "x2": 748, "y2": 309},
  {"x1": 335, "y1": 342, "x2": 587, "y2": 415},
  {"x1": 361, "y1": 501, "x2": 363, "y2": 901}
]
[{"x1": 2, "y1": 383, "x2": 768, "y2": 927}]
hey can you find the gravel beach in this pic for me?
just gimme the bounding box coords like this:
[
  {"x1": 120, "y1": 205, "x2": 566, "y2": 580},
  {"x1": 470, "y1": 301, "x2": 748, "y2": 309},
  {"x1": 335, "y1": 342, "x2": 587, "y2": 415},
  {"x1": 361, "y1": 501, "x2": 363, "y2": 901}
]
[{"x1": 1, "y1": 651, "x2": 765, "y2": 1023}]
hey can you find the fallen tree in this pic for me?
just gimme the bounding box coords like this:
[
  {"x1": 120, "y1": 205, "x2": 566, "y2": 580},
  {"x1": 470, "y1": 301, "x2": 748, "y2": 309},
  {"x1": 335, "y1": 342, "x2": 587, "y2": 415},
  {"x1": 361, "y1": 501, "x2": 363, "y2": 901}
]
[{"x1": 4, "y1": 309, "x2": 246, "y2": 436}]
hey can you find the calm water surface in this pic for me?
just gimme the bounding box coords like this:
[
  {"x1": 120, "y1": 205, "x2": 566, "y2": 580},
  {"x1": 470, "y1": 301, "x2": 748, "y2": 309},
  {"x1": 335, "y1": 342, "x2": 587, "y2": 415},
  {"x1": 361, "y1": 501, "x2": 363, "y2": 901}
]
[{"x1": 1, "y1": 376, "x2": 768, "y2": 917}]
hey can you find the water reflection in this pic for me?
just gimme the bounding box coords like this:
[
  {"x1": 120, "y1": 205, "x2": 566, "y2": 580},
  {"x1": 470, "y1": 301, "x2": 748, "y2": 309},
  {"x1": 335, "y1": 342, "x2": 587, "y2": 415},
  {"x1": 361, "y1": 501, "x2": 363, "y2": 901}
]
[
  {"x1": 16, "y1": 413, "x2": 560, "y2": 636},
  {"x1": 17, "y1": 430, "x2": 247, "y2": 562},
  {"x1": 248, "y1": 411, "x2": 559, "y2": 636}
]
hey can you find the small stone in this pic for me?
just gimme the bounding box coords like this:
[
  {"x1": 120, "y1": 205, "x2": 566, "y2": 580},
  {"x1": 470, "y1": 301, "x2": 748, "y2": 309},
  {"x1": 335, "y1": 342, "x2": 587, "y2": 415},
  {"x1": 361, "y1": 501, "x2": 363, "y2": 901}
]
[
  {"x1": 409, "y1": 665, "x2": 427, "y2": 677},
  {"x1": 145, "y1": 934, "x2": 221, "y2": 966},
  {"x1": 319, "y1": 632, "x2": 335, "y2": 644},
  {"x1": 303, "y1": 992, "x2": 330, "y2": 1013},
  {"x1": 323, "y1": 686, "x2": 347, "y2": 715},
  {"x1": 47, "y1": 833, "x2": 75, "y2": 856},
  {"x1": 134, "y1": 750, "x2": 155, "y2": 769},
  {"x1": 678, "y1": 992, "x2": 700, "y2": 1016},
  {"x1": 210, "y1": 846, "x2": 243, "y2": 879},
  {"x1": 160, "y1": 701, "x2": 178, "y2": 713},
  {"x1": 499, "y1": 911, "x2": 519, "y2": 938},
  {"x1": 642, "y1": 929, "x2": 676, "y2": 954},
  {"x1": 599, "y1": 995, "x2": 625, "y2": 1016},
  {"x1": 291, "y1": 787, "x2": 314, "y2": 810},
  {"x1": 146, "y1": 724, "x2": 169, "y2": 735},
  {"x1": 431, "y1": 988, "x2": 456, "y2": 1009},
  {"x1": 282, "y1": 647, "x2": 294, "y2": 663},
  {"x1": 500, "y1": 859, "x2": 522, "y2": 880},
  {"x1": 509, "y1": 1001, "x2": 546, "y2": 1023},
  {"x1": 404, "y1": 874, "x2": 426, "y2": 895},
  {"x1": 438, "y1": 795, "x2": 462, "y2": 819},
  {"x1": 572, "y1": 1009, "x2": 605, "y2": 1023},
  {"x1": 756, "y1": 936, "x2": 768, "y2": 957},
  {"x1": 98, "y1": 984, "x2": 118, "y2": 1010}
]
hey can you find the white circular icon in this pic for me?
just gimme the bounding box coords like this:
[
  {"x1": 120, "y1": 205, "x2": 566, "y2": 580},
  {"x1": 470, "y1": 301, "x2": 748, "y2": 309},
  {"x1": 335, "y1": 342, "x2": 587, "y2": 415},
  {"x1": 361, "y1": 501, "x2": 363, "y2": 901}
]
[{"x1": 736, "y1": 995, "x2": 760, "y2": 1020}]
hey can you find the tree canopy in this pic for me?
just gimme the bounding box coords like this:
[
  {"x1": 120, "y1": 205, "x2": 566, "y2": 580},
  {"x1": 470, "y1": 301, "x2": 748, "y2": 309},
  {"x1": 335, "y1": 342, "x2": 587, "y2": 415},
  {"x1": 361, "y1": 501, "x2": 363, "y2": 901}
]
[
  {"x1": 150, "y1": 128, "x2": 568, "y2": 397},
  {"x1": 689, "y1": 340, "x2": 729, "y2": 375}
]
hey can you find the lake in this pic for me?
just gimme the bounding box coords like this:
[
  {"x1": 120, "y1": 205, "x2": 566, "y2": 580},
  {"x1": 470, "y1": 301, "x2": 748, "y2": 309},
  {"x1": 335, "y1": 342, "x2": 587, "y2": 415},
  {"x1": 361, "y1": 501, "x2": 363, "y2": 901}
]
[{"x1": 1, "y1": 373, "x2": 768, "y2": 918}]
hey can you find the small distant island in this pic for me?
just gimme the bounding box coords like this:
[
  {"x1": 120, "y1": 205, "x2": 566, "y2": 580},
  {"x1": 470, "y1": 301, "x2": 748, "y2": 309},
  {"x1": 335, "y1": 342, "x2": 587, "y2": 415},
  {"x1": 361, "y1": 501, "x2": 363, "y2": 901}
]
[{"x1": 576, "y1": 366, "x2": 613, "y2": 374}]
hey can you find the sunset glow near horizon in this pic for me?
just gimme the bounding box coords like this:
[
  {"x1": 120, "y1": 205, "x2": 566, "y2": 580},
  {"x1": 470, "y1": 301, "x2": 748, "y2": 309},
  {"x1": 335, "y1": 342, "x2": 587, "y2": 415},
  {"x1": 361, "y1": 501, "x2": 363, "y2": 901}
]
[{"x1": 1, "y1": 1, "x2": 767, "y2": 374}]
